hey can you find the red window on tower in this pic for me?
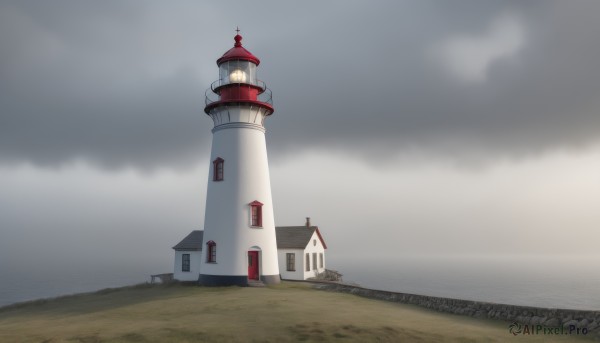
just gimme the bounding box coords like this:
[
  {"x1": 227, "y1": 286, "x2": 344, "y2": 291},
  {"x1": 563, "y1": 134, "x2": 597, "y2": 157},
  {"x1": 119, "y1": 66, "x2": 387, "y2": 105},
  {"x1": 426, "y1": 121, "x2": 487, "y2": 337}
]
[
  {"x1": 249, "y1": 201, "x2": 263, "y2": 227},
  {"x1": 213, "y1": 158, "x2": 224, "y2": 181},
  {"x1": 206, "y1": 241, "x2": 216, "y2": 263}
]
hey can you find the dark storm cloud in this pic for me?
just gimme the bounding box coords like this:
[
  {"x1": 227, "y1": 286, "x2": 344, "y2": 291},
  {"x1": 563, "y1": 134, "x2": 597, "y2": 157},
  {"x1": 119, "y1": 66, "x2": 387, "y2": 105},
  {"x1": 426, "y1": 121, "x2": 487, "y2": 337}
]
[
  {"x1": 263, "y1": 1, "x2": 600, "y2": 164},
  {"x1": 1, "y1": 1, "x2": 599, "y2": 169}
]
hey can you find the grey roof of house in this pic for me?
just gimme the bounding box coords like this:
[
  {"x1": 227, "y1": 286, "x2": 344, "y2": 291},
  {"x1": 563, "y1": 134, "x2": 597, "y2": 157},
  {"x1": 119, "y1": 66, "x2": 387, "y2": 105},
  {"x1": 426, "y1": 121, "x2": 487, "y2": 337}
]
[
  {"x1": 172, "y1": 230, "x2": 203, "y2": 251},
  {"x1": 275, "y1": 226, "x2": 318, "y2": 249}
]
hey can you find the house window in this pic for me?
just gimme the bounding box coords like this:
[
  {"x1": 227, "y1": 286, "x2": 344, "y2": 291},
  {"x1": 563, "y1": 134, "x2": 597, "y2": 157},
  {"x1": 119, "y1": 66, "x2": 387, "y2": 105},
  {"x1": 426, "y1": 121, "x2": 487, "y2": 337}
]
[
  {"x1": 305, "y1": 253, "x2": 310, "y2": 271},
  {"x1": 182, "y1": 254, "x2": 190, "y2": 272},
  {"x1": 286, "y1": 253, "x2": 295, "y2": 271},
  {"x1": 319, "y1": 253, "x2": 324, "y2": 268},
  {"x1": 312, "y1": 253, "x2": 317, "y2": 270},
  {"x1": 206, "y1": 241, "x2": 216, "y2": 263},
  {"x1": 249, "y1": 201, "x2": 263, "y2": 227},
  {"x1": 213, "y1": 158, "x2": 224, "y2": 181}
]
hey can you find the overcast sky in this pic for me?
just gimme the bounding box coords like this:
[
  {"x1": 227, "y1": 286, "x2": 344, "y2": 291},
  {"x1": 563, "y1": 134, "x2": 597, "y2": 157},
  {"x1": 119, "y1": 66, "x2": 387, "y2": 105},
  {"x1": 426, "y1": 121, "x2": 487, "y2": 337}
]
[{"x1": 1, "y1": 1, "x2": 599, "y2": 274}]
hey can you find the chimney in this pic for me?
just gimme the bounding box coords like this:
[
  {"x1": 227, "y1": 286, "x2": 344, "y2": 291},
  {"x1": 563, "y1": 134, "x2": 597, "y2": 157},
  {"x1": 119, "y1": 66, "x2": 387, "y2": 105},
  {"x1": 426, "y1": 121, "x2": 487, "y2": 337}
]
[{"x1": 305, "y1": 217, "x2": 311, "y2": 228}]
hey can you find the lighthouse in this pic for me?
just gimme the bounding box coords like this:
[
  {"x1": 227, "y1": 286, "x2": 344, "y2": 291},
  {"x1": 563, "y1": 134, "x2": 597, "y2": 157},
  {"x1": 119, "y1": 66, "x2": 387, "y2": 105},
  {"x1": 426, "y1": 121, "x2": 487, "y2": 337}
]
[{"x1": 199, "y1": 32, "x2": 280, "y2": 285}]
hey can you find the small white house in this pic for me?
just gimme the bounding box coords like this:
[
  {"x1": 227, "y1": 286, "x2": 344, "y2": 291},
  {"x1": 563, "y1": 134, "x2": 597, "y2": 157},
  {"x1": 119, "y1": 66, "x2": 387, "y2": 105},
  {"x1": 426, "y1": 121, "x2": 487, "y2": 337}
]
[
  {"x1": 172, "y1": 219, "x2": 328, "y2": 282},
  {"x1": 172, "y1": 230, "x2": 203, "y2": 281},
  {"x1": 275, "y1": 220, "x2": 328, "y2": 280}
]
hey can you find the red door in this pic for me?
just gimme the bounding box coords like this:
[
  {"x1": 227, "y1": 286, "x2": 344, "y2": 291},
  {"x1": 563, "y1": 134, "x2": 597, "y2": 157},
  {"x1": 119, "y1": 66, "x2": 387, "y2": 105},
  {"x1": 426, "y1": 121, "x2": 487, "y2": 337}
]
[{"x1": 248, "y1": 251, "x2": 259, "y2": 280}]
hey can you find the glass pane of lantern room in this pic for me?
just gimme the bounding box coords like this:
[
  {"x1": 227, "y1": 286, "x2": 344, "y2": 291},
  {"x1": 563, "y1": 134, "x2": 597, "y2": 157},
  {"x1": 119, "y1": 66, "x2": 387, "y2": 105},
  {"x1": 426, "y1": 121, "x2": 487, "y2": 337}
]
[
  {"x1": 219, "y1": 63, "x2": 229, "y2": 86},
  {"x1": 222, "y1": 62, "x2": 232, "y2": 84},
  {"x1": 227, "y1": 60, "x2": 242, "y2": 84},
  {"x1": 247, "y1": 63, "x2": 256, "y2": 86}
]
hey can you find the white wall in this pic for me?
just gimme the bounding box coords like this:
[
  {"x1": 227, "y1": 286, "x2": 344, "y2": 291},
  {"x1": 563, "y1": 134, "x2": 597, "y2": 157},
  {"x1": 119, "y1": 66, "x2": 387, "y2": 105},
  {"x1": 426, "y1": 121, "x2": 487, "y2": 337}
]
[
  {"x1": 277, "y1": 248, "x2": 304, "y2": 280},
  {"x1": 302, "y1": 231, "x2": 326, "y2": 280},
  {"x1": 173, "y1": 250, "x2": 201, "y2": 281}
]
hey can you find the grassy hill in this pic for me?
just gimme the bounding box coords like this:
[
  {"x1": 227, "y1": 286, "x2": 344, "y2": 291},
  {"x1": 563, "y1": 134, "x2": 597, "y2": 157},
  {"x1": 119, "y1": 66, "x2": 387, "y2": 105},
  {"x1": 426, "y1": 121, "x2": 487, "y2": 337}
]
[{"x1": 0, "y1": 282, "x2": 591, "y2": 342}]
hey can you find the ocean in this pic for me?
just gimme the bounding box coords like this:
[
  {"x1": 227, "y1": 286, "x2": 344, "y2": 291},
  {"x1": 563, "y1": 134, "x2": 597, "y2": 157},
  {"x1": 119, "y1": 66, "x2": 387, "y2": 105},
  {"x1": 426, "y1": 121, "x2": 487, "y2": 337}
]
[
  {"x1": 0, "y1": 263, "x2": 163, "y2": 308},
  {"x1": 1, "y1": 254, "x2": 599, "y2": 311},
  {"x1": 333, "y1": 254, "x2": 600, "y2": 311}
]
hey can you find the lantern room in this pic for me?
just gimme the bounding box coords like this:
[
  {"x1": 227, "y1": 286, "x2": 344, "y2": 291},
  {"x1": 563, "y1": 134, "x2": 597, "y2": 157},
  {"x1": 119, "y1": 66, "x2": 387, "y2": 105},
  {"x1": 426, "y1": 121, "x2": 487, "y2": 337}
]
[
  {"x1": 218, "y1": 60, "x2": 257, "y2": 86},
  {"x1": 205, "y1": 33, "x2": 273, "y2": 116}
]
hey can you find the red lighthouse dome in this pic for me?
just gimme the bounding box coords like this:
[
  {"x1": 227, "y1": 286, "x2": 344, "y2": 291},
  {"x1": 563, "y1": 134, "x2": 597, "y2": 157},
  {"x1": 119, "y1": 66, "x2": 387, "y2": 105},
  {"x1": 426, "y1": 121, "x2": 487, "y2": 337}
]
[
  {"x1": 204, "y1": 32, "x2": 273, "y2": 116},
  {"x1": 216, "y1": 34, "x2": 261, "y2": 66}
]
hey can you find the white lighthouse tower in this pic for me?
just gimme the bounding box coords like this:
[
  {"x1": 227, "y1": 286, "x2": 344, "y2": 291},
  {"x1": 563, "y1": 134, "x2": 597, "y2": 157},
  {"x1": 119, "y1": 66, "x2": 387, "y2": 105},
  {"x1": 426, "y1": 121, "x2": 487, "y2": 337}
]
[{"x1": 199, "y1": 32, "x2": 280, "y2": 285}]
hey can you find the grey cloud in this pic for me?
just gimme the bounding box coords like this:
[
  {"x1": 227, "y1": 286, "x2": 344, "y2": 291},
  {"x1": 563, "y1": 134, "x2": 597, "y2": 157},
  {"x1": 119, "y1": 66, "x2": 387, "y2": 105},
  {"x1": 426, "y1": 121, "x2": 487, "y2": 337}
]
[
  {"x1": 1, "y1": 1, "x2": 599, "y2": 170},
  {"x1": 264, "y1": 1, "x2": 600, "y2": 163}
]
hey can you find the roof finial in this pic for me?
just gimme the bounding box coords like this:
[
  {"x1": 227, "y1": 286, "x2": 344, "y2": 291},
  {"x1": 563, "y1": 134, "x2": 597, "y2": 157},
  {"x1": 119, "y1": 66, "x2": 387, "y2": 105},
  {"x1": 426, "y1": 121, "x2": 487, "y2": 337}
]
[{"x1": 234, "y1": 26, "x2": 242, "y2": 47}]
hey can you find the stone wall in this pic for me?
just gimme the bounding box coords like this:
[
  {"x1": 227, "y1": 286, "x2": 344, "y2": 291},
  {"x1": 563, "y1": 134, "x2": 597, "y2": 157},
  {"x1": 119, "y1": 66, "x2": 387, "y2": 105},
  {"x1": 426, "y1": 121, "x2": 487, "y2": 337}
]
[{"x1": 312, "y1": 282, "x2": 600, "y2": 338}]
